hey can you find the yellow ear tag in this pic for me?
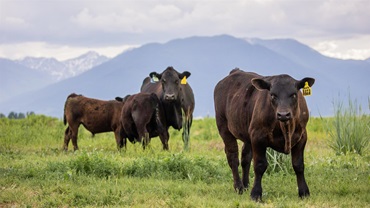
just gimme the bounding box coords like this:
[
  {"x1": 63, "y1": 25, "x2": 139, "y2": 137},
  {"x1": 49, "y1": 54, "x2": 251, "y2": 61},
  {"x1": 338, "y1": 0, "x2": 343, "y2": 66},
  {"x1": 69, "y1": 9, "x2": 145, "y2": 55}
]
[
  {"x1": 181, "y1": 76, "x2": 187, "y2": 85},
  {"x1": 302, "y1": 81, "x2": 312, "y2": 96}
]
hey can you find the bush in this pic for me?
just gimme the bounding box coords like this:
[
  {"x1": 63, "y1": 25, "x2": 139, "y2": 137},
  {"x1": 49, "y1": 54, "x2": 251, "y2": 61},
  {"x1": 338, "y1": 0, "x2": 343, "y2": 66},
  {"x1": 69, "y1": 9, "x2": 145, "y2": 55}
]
[{"x1": 326, "y1": 97, "x2": 370, "y2": 155}]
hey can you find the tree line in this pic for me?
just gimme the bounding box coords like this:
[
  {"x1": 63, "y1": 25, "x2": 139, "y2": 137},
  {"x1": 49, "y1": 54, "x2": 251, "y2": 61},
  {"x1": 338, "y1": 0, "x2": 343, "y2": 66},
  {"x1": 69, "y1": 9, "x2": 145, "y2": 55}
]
[{"x1": 0, "y1": 111, "x2": 35, "y2": 119}]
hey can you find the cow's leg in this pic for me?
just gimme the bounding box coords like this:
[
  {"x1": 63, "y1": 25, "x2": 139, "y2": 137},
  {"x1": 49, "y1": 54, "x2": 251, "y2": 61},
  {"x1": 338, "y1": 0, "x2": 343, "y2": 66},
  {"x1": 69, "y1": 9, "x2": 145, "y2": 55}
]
[
  {"x1": 70, "y1": 124, "x2": 79, "y2": 151},
  {"x1": 182, "y1": 116, "x2": 190, "y2": 149},
  {"x1": 291, "y1": 132, "x2": 310, "y2": 198},
  {"x1": 241, "y1": 141, "x2": 252, "y2": 189},
  {"x1": 63, "y1": 126, "x2": 71, "y2": 151},
  {"x1": 182, "y1": 111, "x2": 192, "y2": 150},
  {"x1": 218, "y1": 125, "x2": 244, "y2": 194},
  {"x1": 250, "y1": 140, "x2": 268, "y2": 201},
  {"x1": 159, "y1": 130, "x2": 170, "y2": 150},
  {"x1": 140, "y1": 131, "x2": 150, "y2": 149},
  {"x1": 114, "y1": 127, "x2": 125, "y2": 150}
]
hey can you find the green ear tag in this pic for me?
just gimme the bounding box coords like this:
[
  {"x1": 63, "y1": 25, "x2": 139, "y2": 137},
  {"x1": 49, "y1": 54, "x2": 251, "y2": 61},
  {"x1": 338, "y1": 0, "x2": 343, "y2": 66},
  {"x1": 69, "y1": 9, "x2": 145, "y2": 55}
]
[
  {"x1": 181, "y1": 76, "x2": 187, "y2": 85},
  {"x1": 151, "y1": 75, "x2": 159, "y2": 83},
  {"x1": 302, "y1": 81, "x2": 312, "y2": 96}
]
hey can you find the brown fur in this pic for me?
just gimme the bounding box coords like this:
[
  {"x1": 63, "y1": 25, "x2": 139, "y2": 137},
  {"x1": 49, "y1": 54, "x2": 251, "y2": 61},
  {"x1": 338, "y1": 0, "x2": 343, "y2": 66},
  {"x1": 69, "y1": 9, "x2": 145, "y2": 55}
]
[
  {"x1": 214, "y1": 68, "x2": 314, "y2": 201},
  {"x1": 63, "y1": 93, "x2": 124, "y2": 151}
]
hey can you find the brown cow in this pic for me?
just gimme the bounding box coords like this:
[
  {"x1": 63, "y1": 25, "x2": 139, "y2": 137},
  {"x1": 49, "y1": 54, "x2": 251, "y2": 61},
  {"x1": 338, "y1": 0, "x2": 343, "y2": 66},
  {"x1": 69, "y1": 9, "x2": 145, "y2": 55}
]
[
  {"x1": 63, "y1": 93, "x2": 124, "y2": 151},
  {"x1": 214, "y1": 68, "x2": 314, "y2": 201},
  {"x1": 118, "y1": 92, "x2": 169, "y2": 150}
]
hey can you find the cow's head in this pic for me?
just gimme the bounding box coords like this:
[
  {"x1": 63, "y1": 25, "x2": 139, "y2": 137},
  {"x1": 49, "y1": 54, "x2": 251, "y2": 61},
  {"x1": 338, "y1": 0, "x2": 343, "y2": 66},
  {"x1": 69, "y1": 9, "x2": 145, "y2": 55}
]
[
  {"x1": 252, "y1": 75, "x2": 315, "y2": 122},
  {"x1": 149, "y1": 66, "x2": 191, "y2": 102}
]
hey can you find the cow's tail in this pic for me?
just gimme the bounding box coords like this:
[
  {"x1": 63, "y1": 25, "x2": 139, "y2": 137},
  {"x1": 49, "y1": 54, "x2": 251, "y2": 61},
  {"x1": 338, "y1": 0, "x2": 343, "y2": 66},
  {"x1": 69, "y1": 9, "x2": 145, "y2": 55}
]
[{"x1": 63, "y1": 93, "x2": 79, "y2": 125}]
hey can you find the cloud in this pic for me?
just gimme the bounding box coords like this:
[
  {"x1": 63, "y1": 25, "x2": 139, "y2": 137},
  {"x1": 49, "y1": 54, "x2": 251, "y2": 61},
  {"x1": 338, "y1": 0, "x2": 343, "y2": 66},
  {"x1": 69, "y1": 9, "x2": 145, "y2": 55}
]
[
  {"x1": 1, "y1": 0, "x2": 370, "y2": 60},
  {"x1": 0, "y1": 41, "x2": 137, "y2": 61}
]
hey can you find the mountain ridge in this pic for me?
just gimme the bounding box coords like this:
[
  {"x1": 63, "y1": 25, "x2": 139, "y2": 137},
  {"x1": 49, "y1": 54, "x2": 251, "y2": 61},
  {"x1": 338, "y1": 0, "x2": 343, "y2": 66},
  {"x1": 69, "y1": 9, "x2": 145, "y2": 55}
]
[
  {"x1": 1, "y1": 35, "x2": 368, "y2": 117},
  {"x1": 15, "y1": 51, "x2": 110, "y2": 81}
]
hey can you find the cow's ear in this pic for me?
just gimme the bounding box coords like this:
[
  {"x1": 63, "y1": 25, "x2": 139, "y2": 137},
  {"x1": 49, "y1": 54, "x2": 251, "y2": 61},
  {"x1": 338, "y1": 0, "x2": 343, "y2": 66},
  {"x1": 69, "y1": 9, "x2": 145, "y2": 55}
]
[
  {"x1": 297, "y1": 77, "x2": 315, "y2": 89},
  {"x1": 252, "y1": 78, "x2": 271, "y2": 91},
  {"x1": 115, "y1": 97, "x2": 123, "y2": 102},
  {"x1": 180, "y1": 71, "x2": 191, "y2": 79},
  {"x1": 150, "y1": 72, "x2": 161, "y2": 81}
]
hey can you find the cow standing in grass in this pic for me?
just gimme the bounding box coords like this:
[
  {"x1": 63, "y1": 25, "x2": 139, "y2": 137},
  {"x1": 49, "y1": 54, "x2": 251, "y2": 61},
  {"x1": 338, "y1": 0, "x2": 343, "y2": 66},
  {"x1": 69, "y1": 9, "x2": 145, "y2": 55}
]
[
  {"x1": 141, "y1": 66, "x2": 195, "y2": 150},
  {"x1": 63, "y1": 93, "x2": 124, "y2": 151},
  {"x1": 118, "y1": 92, "x2": 169, "y2": 150},
  {"x1": 214, "y1": 68, "x2": 314, "y2": 201}
]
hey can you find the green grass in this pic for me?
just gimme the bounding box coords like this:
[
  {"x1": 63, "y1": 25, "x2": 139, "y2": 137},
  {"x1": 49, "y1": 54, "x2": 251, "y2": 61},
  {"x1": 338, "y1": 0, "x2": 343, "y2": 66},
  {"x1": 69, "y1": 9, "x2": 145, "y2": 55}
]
[
  {"x1": 326, "y1": 98, "x2": 370, "y2": 155},
  {"x1": 1, "y1": 115, "x2": 369, "y2": 207}
]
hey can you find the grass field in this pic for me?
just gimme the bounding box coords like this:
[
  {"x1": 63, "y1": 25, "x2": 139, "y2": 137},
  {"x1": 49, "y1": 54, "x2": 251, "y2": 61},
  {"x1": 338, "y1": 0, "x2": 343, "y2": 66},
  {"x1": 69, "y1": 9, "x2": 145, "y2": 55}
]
[{"x1": 0, "y1": 115, "x2": 369, "y2": 207}]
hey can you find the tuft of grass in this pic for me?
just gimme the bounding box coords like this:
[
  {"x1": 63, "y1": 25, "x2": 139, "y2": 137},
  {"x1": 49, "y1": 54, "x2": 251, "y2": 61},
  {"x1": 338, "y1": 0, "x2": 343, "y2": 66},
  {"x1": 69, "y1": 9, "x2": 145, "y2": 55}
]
[
  {"x1": 266, "y1": 148, "x2": 293, "y2": 175},
  {"x1": 326, "y1": 97, "x2": 370, "y2": 155}
]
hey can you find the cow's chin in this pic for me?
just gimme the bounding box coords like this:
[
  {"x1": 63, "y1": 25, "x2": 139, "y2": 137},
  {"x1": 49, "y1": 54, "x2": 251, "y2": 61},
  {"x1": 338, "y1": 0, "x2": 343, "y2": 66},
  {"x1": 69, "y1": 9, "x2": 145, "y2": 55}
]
[{"x1": 278, "y1": 119, "x2": 290, "y2": 125}]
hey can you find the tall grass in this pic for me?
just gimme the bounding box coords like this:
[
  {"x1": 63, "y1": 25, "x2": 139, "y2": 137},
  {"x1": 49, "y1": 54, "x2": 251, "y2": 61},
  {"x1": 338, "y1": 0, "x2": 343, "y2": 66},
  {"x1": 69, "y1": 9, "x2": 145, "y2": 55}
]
[{"x1": 326, "y1": 97, "x2": 370, "y2": 155}]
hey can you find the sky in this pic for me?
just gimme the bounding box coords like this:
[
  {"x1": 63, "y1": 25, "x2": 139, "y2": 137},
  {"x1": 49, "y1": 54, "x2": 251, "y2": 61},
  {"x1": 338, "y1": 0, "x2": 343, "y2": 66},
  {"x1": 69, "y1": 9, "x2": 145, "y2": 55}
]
[{"x1": 1, "y1": 0, "x2": 370, "y2": 61}]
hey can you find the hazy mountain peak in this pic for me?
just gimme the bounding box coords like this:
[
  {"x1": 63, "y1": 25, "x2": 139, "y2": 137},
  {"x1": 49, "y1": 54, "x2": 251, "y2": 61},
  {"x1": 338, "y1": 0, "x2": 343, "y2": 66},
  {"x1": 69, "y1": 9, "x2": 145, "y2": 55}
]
[{"x1": 15, "y1": 51, "x2": 110, "y2": 81}]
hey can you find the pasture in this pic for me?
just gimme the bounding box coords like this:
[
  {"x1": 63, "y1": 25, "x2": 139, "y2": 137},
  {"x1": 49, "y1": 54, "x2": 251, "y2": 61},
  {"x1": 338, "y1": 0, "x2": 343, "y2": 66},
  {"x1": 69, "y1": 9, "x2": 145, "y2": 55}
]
[{"x1": 0, "y1": 115, "x2": 369, "y2": 207}]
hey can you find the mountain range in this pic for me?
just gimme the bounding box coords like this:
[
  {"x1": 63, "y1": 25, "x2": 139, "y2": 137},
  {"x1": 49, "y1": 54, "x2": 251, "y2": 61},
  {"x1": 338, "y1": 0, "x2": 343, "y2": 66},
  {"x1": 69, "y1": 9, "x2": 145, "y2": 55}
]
[
  {"x1": 16, "y1": 51, "x2": 109, "y2": 81},
  {"x1": 0, "y1": 35, "x2": 369, "y2": 118},
  {"x1": 0, "y1": 51, "x2": 109, "y2": 102}
]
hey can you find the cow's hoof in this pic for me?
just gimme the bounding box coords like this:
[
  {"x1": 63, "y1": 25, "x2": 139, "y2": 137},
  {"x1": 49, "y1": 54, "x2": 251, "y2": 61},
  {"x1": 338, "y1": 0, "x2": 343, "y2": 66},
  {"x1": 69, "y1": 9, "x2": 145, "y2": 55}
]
[
  {"x1": 237, "y1": 187, "x2": 245, "y2": 195},
  {"x1": 299, "y1": 190, "x2": 310, "y2": 199},
  {"x1": 250, "y1": 189, "x2": 262, "y2": 202},
  {"x1": 234, "y1": 185, "x2": 245, "y2": 195}
]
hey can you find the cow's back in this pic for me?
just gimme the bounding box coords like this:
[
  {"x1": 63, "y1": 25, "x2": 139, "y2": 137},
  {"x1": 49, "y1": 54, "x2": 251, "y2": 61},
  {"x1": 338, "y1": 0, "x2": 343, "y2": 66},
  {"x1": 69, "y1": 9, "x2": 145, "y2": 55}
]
[
  {"x1": 141, "y1": 78, "x2": 162, "y2": 98},
  {"x1": 214, "y1": 70, "x2": 261, "y2": 138},
  {"x1": 64, "y1": 95, "x2": 123, "y2": 133}
]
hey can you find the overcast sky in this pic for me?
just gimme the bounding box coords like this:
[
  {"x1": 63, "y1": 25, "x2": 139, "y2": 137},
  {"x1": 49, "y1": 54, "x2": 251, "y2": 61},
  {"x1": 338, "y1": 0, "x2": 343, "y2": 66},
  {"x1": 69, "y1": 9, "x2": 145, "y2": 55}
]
[{"x1": 1, "y1": 0, "x2": 370, "y2": 61}]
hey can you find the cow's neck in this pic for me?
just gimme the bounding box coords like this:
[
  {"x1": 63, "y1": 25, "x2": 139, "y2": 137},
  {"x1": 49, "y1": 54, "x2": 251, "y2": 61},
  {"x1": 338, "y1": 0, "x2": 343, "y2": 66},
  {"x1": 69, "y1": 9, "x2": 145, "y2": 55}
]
[
  {"x1": 279, "y1": 121, "x2": 296, "y2": 154},
  {"x1": 162, "y1": 100, "x2": 183, "y2": 130}
]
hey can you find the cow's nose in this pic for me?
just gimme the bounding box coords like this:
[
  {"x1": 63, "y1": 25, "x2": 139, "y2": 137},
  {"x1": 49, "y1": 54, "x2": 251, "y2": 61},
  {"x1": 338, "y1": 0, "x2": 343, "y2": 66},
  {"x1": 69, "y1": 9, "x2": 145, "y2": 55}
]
[
  {"x1": 277, "y1": 111, "x2": 291, "y2": 122},
  {"x1": 165, "y1": 94, "x2": 176, "y2": 101}
]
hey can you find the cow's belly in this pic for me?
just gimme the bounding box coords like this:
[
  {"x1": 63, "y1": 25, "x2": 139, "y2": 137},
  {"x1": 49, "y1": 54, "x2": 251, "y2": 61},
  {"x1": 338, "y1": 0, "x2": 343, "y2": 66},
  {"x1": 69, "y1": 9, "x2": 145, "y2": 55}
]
[{"x1": 82, "y1": 120, "x2": 112, "y2": 134}]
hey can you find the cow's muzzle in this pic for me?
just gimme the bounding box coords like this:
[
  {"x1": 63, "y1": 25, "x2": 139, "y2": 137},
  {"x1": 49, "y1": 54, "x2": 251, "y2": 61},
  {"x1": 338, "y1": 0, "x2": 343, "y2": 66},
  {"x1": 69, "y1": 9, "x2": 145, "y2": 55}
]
[
  {"x1": 277, "y1": 111, "x2": 291, "y2": 122},
  {"x1": 164, "y1": 93, "x2": 176, "y2": 101}
]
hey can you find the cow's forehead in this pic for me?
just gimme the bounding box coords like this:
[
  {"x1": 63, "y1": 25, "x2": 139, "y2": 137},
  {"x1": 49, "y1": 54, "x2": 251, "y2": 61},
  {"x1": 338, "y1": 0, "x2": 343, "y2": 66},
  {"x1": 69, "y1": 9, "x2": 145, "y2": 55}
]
[
  {"x1": 162, "y1": 67, "x2": 179, "y2": 79},
  {"x1": 270, "y1": 75, "x2": 297, "y2": 93}
]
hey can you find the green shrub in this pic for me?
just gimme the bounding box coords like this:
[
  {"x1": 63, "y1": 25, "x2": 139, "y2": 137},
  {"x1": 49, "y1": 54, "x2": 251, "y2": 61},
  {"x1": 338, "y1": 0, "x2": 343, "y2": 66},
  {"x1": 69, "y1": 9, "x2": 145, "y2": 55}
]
[{"x1": 326, "y1": 97, "x2": 370, "y2": 155}]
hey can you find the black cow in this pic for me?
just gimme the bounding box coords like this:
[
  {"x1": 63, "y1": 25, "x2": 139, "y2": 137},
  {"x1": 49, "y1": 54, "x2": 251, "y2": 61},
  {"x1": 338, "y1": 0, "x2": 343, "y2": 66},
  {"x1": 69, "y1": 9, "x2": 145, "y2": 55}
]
[
  {"x1": 118, "y1": 93, "x2": 169, "y2": 150},
  {"x1": 63, "y1": 93, "x2": 124, "y2": 151},
  {"x1": 214, "y1": 68, "x2": 314, "y2": 201},
  {"x1": 141, "y1": 66, "x2": 195, "y2": 149}
]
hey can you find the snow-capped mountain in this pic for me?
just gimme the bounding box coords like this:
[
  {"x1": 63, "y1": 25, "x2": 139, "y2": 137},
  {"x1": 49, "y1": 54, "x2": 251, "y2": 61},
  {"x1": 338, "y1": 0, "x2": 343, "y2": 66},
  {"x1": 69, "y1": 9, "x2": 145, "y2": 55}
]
[
  {"x1": 16, "y1": 51, "x2": 110, "y2": 81},
  {"x1": 63, "y1": 51, "x2": 110, "y2": 78}
]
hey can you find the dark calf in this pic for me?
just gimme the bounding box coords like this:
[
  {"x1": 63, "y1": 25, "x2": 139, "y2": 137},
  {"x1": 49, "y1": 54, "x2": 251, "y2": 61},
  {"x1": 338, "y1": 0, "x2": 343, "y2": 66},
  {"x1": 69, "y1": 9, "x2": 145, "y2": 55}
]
[{"x1": 119, "y1": 93, "x2": 169, "y2": 150}]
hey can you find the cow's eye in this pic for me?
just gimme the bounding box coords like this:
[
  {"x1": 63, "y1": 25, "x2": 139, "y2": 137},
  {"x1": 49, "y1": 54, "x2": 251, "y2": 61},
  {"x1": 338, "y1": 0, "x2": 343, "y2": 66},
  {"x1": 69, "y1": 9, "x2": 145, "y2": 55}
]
[
  {"x1": 291, "y1": 93, "x2": 297, "y2": 99},
  {"x1": 271, "y1": 94, "x2": 277, "y2": 101},
  {"x1": 175, "y1": 80, "x2": 179, "y2": 84}
]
